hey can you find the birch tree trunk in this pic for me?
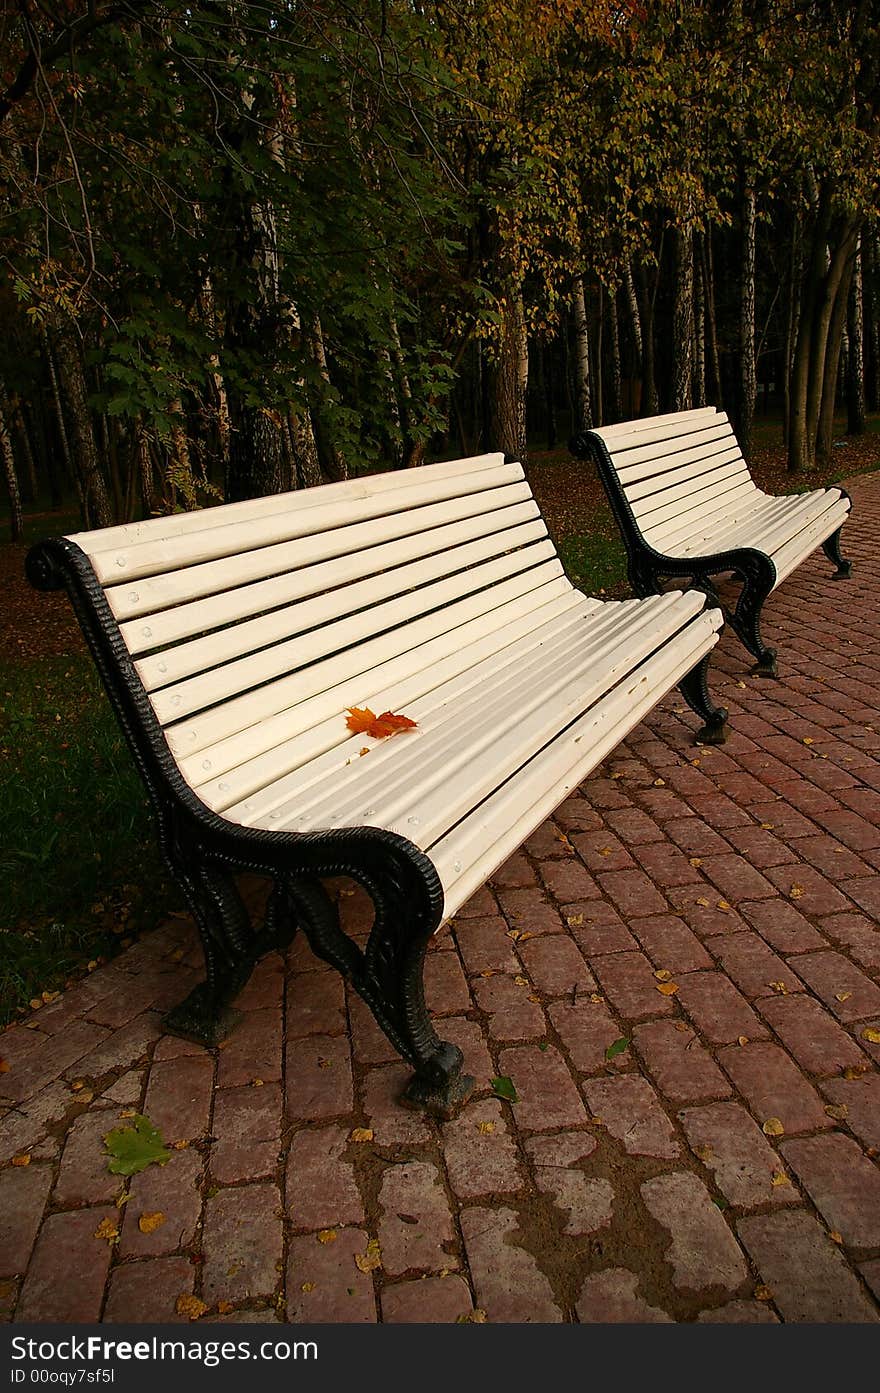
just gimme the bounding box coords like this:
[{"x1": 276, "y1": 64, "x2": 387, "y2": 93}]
[
  {"x1": 700, "y1": 232, "x2": 722, "y2": 408},
  {"x1": 488, "y1": 285, "x2": 529, "y2": 462},
  {"x1": 739, "y1": 186, "x2": 757, "y2": 459},
  {"x1": 847, "y1": 235, "x2": 865, "y2": 435},
  {"x1": 608, "y1": 289, "x2": 622, "y2": 422},
  {"x1": 672, "y1": 227, "x2": 694, "y2": 412},
  {"x1": 0, "y1": 390, "x2": 22, "y2": 541},
  {"x1": 54, "y1": 324, "x2": 111, "y2": 526},
  {"x1": 571, "y1": 277, "x2": 593, "y2": 432}
]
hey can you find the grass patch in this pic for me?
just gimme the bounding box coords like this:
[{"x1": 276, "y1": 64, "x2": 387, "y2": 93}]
[
  {"x1": 0, "y1": 655, "x2": 175, "y2": 1025},
  {"x1": 557, "y1": 530, "x2": 628, "y2": 595}
]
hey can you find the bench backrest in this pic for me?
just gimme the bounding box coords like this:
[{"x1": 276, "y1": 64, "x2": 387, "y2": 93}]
[
  {"x1": 589, "y1": 407, "x2": 761, "y2": 555},
  {"x1": 66, "y1": 454, "x2": 571, "y2": 810}
]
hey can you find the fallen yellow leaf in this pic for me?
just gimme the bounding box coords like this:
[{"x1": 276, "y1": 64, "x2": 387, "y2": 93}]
[
  {"x1": 689, "y1": 857, "x2": 703, "y2": 867},
  {"x1": 355, "y1": 1238, "x2": 382, "y2": 1274},
  {"x1": 656, "y1": 981, "x2": 679, "y2": 996},
  {"x1": 301, "y1": 1282, "x2": 315, "y2": 1293},
  {"x1": 824, "y1": 1104, "x2": 848, "y2": 1121},
  {"x1": 789, "y1": 885, "x2": 804, "y2": 899},
  {"x1": 861, "y1": 1027, "x2": 880, "y2": 1045},
  {"x1": 834, "y1": 991, "x2": 852, "y2": 1003},
  {"x1": 458, "y1": 1308, "x2": 488, "y2": 1323},
  {"x1": 11, "y1": 1154, "x2": 30, "y2": 1167},
  {"x1": 768, "y1": 981, "x2": 788, "y2": 995},
  {"x1": 737, "y1": 1036, "x2": 750, "y2": 1046},
  {"x1": 717, "y1": 900, "x2": 730, "y2": 911},
  {"x1": 762, "y1": 1118, "x2": 785, "y2": 1137},
  {"x1": 754, "y1": 1285, "x2": 774, "y2": 1302},
  {"x1": 771, "y1": 1171, "x2": 790, "y2": 1187},
  {"x1": 829, "y1": 1231, "x2": 844, "y2": 1245},
  {"x1": 138, "y1": 1211, "x2": 165, "y2": 1234},
  {"x1": 349, "y1": 1127, "x2": 374, "y2": 1143},
  {"x1": 94, "y1": 1218, "x2": 119, "y2": 1242},
  {"x1": 566, "y1": 914, "x2": 584, "y2": 927},
  {"x1": 478, "y1": 1121, "x2": 495, "y2": 1136},
  {"x1": 654, "y1": 968, "x2": 672, "y2": 982},
  {"x1": 317, "y1": 1229, "x2": 337, "y2": 1244},
  {"x1": 176, "y1": 1294, "x2": 208, "y2": 1321},
  {"x1": 217, "y1": 1300, "x2": 233, "y2": 1315}
]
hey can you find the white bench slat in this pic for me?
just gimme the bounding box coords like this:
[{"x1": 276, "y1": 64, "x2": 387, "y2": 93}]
[
  {"x1": 631, "y1": 466, "x2": 757, "y2": 529},
  {"x1": 433, "y1": 607, "x2": 722, "y2": 917},
  {"x1": 671, "y1": 489, "x2": 837, "y2": 561},
  {"x1": 70, "y1": 452, "x2": 507, "y2": 555},
  {"x1": 147, "y1": 545, "x2": 560, "y2": 725},
  {"x1": 594, "y1": 407, "x2": 719, "y2": 444},
  {"x1": 624, "y1": 445, "x2": 747, "y2": 503},
  {"x1": 613, "y1": 423, "x2": 737, "y2": 481},
  {"x1": 204, "y1": 591, "x2": 600, "y2": 815},
  {"x1": 85, "y1": 461, "x2": 524, "y2": 585},
  {"x1": 134, "y1": 518, "x2": 549, "y2": 690},
  {"x1": 164, "y1": 568, "x2": 571, "y2": 758},
  {"x1": 264, "y1": 595, "x2": 657, "y2": 834},
  {"x1": 641, "y1": 481, "x2": 768, "y2": 552},
  {"x1": 769, "y1": 497, "x2": 850, "y2": 585},
  {"x1": 252, "y1": 590, "x2": 706, "y2": 846},
  {"x1": 178, "y1": 585, "x2": 583, "y2": 789},
  {"x1": 222, "y1": 595, "x2": 628, "y2": 827},
  {"x1": 112, "y1": 484, "x2": 536, "y2": 629}
]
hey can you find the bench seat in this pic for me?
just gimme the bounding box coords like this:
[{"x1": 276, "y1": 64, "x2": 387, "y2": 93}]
[
  {"x1": 571, "y1": 407, "x2": 853, "y2": 676},
  {"x1": 27, "y1": 451, "x2": 725, "y2": 1115}
]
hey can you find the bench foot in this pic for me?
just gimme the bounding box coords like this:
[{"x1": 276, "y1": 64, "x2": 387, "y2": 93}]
[
  {"x1": 162, "y1": 986, "x2": 243, "y2": 1047},
  {"x1": 750, "y1": 648, "x2": 779, "y2": 679},
  {"x1": 822, "y1": 528, "x2": 852, "y2": 580},
  {"x1": 403, "y1": 1043, "x2": 476, "y2": 1119}
]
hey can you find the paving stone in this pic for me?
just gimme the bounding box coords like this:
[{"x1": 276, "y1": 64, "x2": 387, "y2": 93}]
[
  {"x1": 582, "y1": 1075, "x2": 680, "y2": 1159},
  {"x1": 596, "y1": 868, "x2": 668, "y2": 918},
  {"x1": 821, "y1": 1074, "x2": 880, "y2": 1150},
  {"x1": 218, "y1": 1009, "x2": 282, "y2": 1087},
  {"x1": 671, "y1": 887, "x2": 751, "y2": 939},
  {"x1": 817, "y1": 913, "x2": 880, "y2": 968},
  {"x1": 696, "y1": 1300, "x2": 779, "y2": 1323},
  {"x1": 780, "y1": 1133, "x2": 880, "y2": 1249},
  {"x1": 285, "y1": 1033, "x2": 353, "y2": 1121},
  {"x1": 860, "y1": 1259, "x2": 880, "y2": 1305},
  {"x1": 201, "y1": 1183, "x2": 283, "y2": 1303},
  {"x1": 210, "y1": 1082, "x2": 282, "y2": 1184},
  {"x1": 524, "y1": 1132, "x2": 597, "y2": 1167},
  {"x1": 496, "y1": 887, "x2": 564, "y2": 934},
  {"x1": 453, "y1": 915, "x2": 520, "y2": 976},
  {"x1": 442, "y1": 1098, "x2": 525, "y2": 1199},
  {"x1": 285, "y1": 971, "x2": 346, "y2": 1038},
  {"x1": 569, "y1": 830, "x2": 634, "y2": 873},
  {"x1": 603, "y1": 808, "x2": 666, "y2": 844},
  {"x1": 539, "y1": 857, "x2": 603, "y2": 899},
  {"x1": 0, "y1": 1164, "x2": 53, "y2": 1276},
  {"x1": 380, "y1": 1274, "x2": 473, "y2": 1323},
  {"x1": 64, "y1": 1013, "x2": 163, "y2": 1080},
  {"x1": 591, "y1": 951, "x2": 676, "y2": 1020},
  {"x1": 738, "y1": 900, "x2": 827, "y2": 953},
  {"x1": 632, "y1": 1020, "x2": 732, "y2": 1104},
  {"x1": 3, "y1": 1021, "x2": 111, "y2": 1102},
  {"x1": 549, "y1": 998, "x2": 629, "y2": 1075},
  {"x1": 788, "y1": 950, "x2": 880, "y2": 1022},
  {"x1": 632, "y1": 841, "x2": 706, "y2": 888},
  {"x1": 377, "y1": 1161, "x2": 458, "y2": 1276},
  {"x1": 676, "y1": 972, "x2": 768, "y2": 1045},
  {"x1": 286, "y1": 1229, "x2": 377, "y2": 1323},
  {"x1": 533, "y1": 1169, "x2": 613, "y2": 1236},
  {"x1": 576, "y1": 1268, "x2": 672, "y2": 1323},
  {"x1": 103, "y1": 1256, "x2": 195, "y2": 1323},
  {"x1": 103, "y1": 1069, "x2": 145, "y2": 1105},
  {"x1": 518, "y1": 935, "x2": 595, "y2": 996},
  {"x1": 757, "y1": 995, "x2": 866, "y2": 1076},
  {"x1": 459, "y1": 1206, "x2": 561, "y2": 1322},
  {"x1": 15, "y1": 1208, "x2": 117, "y2": 1322},
  {"x1": 492, "y1": 851, "x2": 537, "y2": 888},
  {"x1": 118, "y1": 1146, "x2": 204, "y2": 1258},
  {"x1": 631, "y1": 915, "x2": 713, "y2": 972},
  {"x1": 53, "y1": 1108, "x2": 124, "y2": 1206},
  {"x1": 737, "y1": 1210, "x2": 879, "y2": 1322},
  {"x1": 142, "y1": 1055, "x2": 214, "y2": 1142},
  {"x1": 641, "y1": 1171, "x2": 749, "y2": 1292},
  {"x1": 564, "y1": 901, "x2": 638, "y2": 955},
  {"x1": 710, "y1": 933, "x2": 803, "y2": 999},
  {"x1": 724, "y1": 825, "x2": 799, "y2": 868},
  {"x1": 554, "y1": 795, "x2": 605, "y2": 832},
  {"x1": 286, "y1": 1124, "x2": 364, "y2": 1230},
  {"x1": 766, "y1": 864, "x2": 851, "y2": 916},
  {"x1": 472, "y1": 974, "x2": 546, "y2": 1041},
  {"x1": 425, "y1": 949, "x2": 472, "y2": 1015},
  {"x1": 718, "y1": 1041, "x2": 832, "y2": 1136},
  {"x1": 347, "y1": 994, "x2": 399, "y2": 1066},
  {"x1": 679, "y1": 1100, "x2": 799, "y2": 1209},
  {"x1": 440, "y1": 1016, "x2": 495, "y2": 1087},
  {"x1": 361, "y1": 1065, "x2": 432, "y2": 1147},
  {"x1": 232, "y1": 953, "x2": 286, "y2": 1012},
  {"x1": 497, "y1": 1044, "x2": 587, "y2": 1131}
]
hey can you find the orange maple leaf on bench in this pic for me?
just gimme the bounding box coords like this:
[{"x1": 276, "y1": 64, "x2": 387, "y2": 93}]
[{"x1": 346, "y1": 707, "x2": 418, "y2": 739}]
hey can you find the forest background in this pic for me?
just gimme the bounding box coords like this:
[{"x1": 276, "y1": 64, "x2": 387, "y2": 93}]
[{"x1": 1, "y1": 0, "x2": 879, "y2": 537}]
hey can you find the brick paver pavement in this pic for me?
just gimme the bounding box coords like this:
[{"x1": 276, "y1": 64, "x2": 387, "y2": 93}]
[{"x1": 3, "y1": 474, "x2": 880, "y2": 1324}]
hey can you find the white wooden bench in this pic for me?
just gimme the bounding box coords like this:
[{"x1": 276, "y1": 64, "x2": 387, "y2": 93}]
[
  {"x1": 570, "y1": 407, "x2": 853, "y2": 677},
  {"x1": 27, "y1": 453, "x2": 726, "y2": 1115}
]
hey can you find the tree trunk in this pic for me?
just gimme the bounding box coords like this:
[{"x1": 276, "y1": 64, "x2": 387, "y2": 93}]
[
  {"x1": 867, "y1": 230, "x2": 880, "y2": 411},
  {"x1": 54, "y1": 324, "x2": 111, "y2": 526},
  {"x1": 638, "y1": 259, "x2": 659, "y2": 416},
  {"x1": 571, "y1": 277, "x2": 593, "y2": 433},
  {"x1": 818, "y1": 256, "x2": 857, "y2": 465},
  {"x1": 700, "y1": 232, "x2": 722, "y2": 408},
  {"x1": 622, "y1": 260, "x2": 643, "y2": 362},
  {"x1": 672, "y1": 227, "x2": 694, "y2": 412},
  {"x1": 608, "y1": 289, "x2": 622, "y2": 422},
  {"x1": 847, "y1": 235, "x2": 865, "y2": 435},
  {"x1": 693, "y1": 254, "x2": 706, "y2": 409},
  {"x1": 488, "y1": 285, "x2": 529, "y2": 461},
  {"x1": 308, "y1": 315, "x2": 348, "y2": 480},
  {"x1": 0, "y1": 390, "x2": 23, "y2": 541},
  {"x1": 739, "y1": 185, "x2": 757, "y2": 459}
]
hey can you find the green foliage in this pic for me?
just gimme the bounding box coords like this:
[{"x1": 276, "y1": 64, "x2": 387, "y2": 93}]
[{"x1": 490, "y1": 1075, "x2": 519, "y2": 1102}]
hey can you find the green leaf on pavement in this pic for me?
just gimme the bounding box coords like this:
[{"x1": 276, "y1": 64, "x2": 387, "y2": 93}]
[
  {"x1": 490, "y1": 1075, "x2": 518, "y2": 1103},
  {"x1": 104, "y1": 1114, "x2": 171, "y2": 1176},
  {"x1": 604, "y1": 1037, "x2": 631, "y2": 1060}
]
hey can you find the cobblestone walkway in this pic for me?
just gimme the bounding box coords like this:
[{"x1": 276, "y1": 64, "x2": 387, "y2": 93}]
[{"x1": 3, "y1": 475, "x2": 880, "y2": 1325}]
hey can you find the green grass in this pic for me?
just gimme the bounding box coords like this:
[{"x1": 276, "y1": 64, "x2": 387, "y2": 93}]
[
  {"x1": 556, "y1": 529, "x2": 628, "y2": 596},
  {"x1": 0, "y1": 655, "x2": 174, "y2": 1025}
]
